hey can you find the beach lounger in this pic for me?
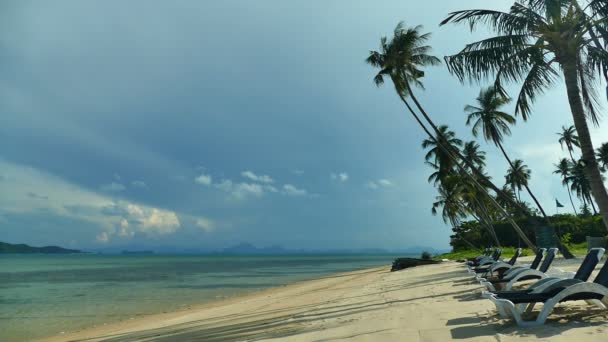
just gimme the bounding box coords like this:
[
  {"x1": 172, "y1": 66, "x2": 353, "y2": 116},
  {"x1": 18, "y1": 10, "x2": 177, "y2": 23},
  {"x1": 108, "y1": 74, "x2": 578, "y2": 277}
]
[
  {"x1": 482, "y1": 248, "x2": 605, "y2": 300},
  {"x1": 481, "y1": 248, "x2": 558, "y2": 291},
  {"x1": 467, "y1": 249, "x2": 502, "y2": 269},
  {"x1": 476, "y1": 248, "x2": 544, "y2": 282},
  {"x1": 489, "y1": 249, "x2": 608, "y2": 326},
  {"x1": 472, "y1": 248, "x2": 522, "y2": 277}
]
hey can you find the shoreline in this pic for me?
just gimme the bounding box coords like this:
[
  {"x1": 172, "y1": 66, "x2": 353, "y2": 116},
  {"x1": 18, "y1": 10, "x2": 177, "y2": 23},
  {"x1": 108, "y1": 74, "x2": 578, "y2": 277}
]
[
  {"x1": 38, "y1": 266, "x2": 388, "y2": 342},
  {"x1": 40, "y1": 259, "x2": 608, "y2": 341}
]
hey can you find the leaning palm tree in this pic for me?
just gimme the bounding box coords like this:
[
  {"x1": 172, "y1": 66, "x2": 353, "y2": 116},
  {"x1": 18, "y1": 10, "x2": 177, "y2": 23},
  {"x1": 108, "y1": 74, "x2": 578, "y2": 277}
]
[
  {"x1": 441, "y1": 0, "x2": 608, "y2": 231},
  {"x1": 597, "y1": 142, "x2": 608, "y2": 171},
  {"x1": 505, "y1": 159, "x2": 532, "y2": 201},
  {"x1": 557, "y1": 125, "x2": 580, "y2": 162},
  {"x1": 367, "y1": 23, "x2": 537, "y2": 250},
  {"x1": 554, "y1": 158, "x2": 578, "y2": 214},
  {"x1": 465, "y1": 86, "x2": 548, "y2": 216}
]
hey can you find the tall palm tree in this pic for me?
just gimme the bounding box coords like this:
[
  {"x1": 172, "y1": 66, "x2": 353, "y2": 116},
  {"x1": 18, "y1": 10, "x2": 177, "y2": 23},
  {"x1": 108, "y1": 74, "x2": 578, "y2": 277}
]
[
  {"x1": 465, "y1": 86, "x2": 548, "y2": 216},
  {"x1": 554, "y1": 158, "x2": 578, "y2": 214},
  {"x1": 505, "y1": 159, "x2": 532, "y2": 201},
  {"x1": 597, "y1": 142, "x2": 608, "y2": 171},
  {"x1": 367, "y1": 23, "x2": 537, "y2": 250},
  {"x1": 441, "y1": 0, "x2": 608, "y2": 231},
  {"x1": 557, "y1": 125, "x2": 580, "y2": 162}
]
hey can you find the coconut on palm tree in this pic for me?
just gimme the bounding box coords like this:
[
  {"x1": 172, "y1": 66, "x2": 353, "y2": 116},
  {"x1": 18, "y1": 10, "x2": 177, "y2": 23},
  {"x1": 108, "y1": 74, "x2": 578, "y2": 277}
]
[
  {"x1": 464, "y1": 86, "x2": 548, "y2": 216},
  {"x1": 367, "y1": 23, "x2": 538, "y2": 250},
  {"x1": 557, "y1": 125, "x2": 580, "y2": 162},
  {"x1": 441, "y1": 0, "x2": 608, "y2": 231},
  {"x1": 554, "y1": 158, "x2": 578, "y2": 214}
]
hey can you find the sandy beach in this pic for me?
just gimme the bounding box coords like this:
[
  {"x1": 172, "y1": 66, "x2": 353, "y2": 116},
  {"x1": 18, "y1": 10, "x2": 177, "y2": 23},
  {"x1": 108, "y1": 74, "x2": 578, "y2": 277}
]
[{"x1": 38, "y1": 257, "x2": 608, "y2": 342}]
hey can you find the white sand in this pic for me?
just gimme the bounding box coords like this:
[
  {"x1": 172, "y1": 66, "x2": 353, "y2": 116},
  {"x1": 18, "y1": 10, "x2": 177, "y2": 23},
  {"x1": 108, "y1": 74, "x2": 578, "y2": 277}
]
[{"x1": 40, "y1": 258, "x2": 608, "y2": 341}]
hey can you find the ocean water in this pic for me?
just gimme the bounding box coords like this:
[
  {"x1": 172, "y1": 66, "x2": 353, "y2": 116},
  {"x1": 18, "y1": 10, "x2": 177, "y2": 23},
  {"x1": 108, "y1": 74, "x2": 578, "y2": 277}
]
[{"x1": 0, "y1": 254, "x2": 399, "y2": 341}]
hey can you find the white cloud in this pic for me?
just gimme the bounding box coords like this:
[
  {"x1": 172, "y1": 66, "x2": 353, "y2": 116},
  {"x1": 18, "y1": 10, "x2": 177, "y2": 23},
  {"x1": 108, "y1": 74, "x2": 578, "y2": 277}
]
[
  {"x1": 195, "y1": 217, "x2": 215, "y2": 232},
  {"x1": 100, "y1": 182, "x2": 126, "y2": 192},
  {"x1": 331, "y1": 172, "x2": 349, "y2": 182},
  {"x1": 0, "y1": 160, "x2": 183, "y2": 244},
  {"x1": 367, "y1": 179, "x2": 394, "y2": 190},
  {"x1": 96, "y1": 231, "x2": 110, "y2": 243},
  {"x1": 283, "y1": 184, "x2": 307, "y2": 196},
  {"x1": 265, "y1": 185, "x2": 279, "y2": 193},
  {"x1": 140, "y1": 208, "x2": 181, "y2": 234},
  {"x1": 131, "y1": 180, "x2": 148, "y2": 189},
  {"x1": 378, "y1": 179, "x2": 393, "y2": 187},
  {"x1": 214, "y1": 179, "x2": 265, "y2": 199},
  {"x1": 241, "y1": 170, "x2": 274, "y2": 183},
  {"x1": 232, "y1": 183, "x2": 264, "y2": 199},
  {"x1": 195, "y1": 173, "x2": 212, "y2": 186},
  {"x1": 214, "y1": 179, "x2": 233, "y2": 192}
]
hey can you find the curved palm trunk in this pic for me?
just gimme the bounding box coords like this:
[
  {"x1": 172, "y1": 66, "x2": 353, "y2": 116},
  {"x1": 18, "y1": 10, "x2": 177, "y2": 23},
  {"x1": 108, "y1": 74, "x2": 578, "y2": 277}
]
[
  {"x1": 563, "y1": 62, "x2": 608, "y2": 230},
  {"x1": 565, "y1": 182, "x2": 578, "y2": 215},
  {"x1": 496, "y1": 142, "x2": 548, "y2": 217},
  {"x1": 399, "y1": 82, "x2": 537, "y2": 252},
  {"x1": 589, "y1": 195, "x2": 598, "y2": 215}
]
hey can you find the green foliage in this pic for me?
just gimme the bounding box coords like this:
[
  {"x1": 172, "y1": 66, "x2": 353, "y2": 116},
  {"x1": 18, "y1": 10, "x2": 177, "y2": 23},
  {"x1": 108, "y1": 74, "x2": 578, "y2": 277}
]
[
  {"x1": 450, "y1": 214, "x2": 605, "y2": 251},
  {"x1": 420, "y1": 251, "x2": 432, "y2": 260},
  {"x1": 435, "y1": 247, "x2": 530, "y2": 261},
  {"x1": 560, "y1": 232, "x2": 572, "y2": 247}
]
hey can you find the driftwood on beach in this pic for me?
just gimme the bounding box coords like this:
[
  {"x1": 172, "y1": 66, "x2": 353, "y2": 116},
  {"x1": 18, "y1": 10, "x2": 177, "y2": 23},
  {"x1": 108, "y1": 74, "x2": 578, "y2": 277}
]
[{"x1": 391, "y1": 257, "x2": 440, "y2": 272}]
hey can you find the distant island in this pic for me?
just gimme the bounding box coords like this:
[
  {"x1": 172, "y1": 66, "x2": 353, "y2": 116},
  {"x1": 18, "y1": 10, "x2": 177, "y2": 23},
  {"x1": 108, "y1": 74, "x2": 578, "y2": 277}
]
[
  {"x1": 0, "y1": 241, "x2": 82, "y2": 254},
  {"x1": 121, "y1": 250, "x2": 155, "y2": 255}
]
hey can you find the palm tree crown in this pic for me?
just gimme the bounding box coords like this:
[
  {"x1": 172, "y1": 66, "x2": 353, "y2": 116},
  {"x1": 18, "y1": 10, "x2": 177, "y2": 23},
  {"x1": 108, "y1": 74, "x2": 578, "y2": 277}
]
[
  {"x1": 557, "y1": 125, "x2": 580, "y2": 161},
  {"x1": 465, "y1": 86, "x2": 516, "y2": 145},
  {"x1": 366, "y1": 23, "x2": 441, "y2": 97},
  {"x1": 505, "y1": 159, "x2": 531, "y2": 195}
]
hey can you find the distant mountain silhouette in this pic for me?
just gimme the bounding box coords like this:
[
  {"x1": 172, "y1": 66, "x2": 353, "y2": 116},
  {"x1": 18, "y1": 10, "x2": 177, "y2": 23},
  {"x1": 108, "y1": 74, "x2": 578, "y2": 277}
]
[{"x1": 0, "y1": 241, "x2": 82, "y2": 254}]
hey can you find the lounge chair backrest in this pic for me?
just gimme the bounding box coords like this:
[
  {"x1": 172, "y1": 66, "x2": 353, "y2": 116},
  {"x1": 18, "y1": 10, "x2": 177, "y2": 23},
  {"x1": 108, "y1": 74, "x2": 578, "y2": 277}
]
[
  {"x1": 493, "y1": 249, "x2": 502, "y2": 261},
  {"x1": 507, "y1": 248, "x2": 522, "y2": 265},
  {"x1": 593, "y1": 257, "x2": 608, "y2": 286},
  {"x1": 530, "y1": 248, "x2": 546, "y2": 270},
  {"x1": 538, "y1": 248, "x2": 558, "y2": 273},
  {"x1": 574, "y1": 248, "x2": 605, "y2": 281}
]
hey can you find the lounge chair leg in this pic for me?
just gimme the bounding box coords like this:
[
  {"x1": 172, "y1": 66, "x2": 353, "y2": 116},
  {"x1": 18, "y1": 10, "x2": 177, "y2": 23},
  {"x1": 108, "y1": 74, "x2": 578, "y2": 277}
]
[{"x1": 525, "y1": 303, "x2": 536, "y2": 315}]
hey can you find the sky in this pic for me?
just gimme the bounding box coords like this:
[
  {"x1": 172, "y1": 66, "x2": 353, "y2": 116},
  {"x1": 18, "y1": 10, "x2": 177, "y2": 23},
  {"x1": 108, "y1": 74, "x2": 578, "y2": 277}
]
[{"x1": 1, "y1": 0, "x2": 608, "y2": 251}]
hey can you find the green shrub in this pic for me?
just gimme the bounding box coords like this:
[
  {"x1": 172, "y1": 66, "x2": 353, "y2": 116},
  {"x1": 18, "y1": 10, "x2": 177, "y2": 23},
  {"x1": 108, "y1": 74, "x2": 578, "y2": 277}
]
[{"x1": 420, "y1": 251, "x2": 432, "y2": 260}]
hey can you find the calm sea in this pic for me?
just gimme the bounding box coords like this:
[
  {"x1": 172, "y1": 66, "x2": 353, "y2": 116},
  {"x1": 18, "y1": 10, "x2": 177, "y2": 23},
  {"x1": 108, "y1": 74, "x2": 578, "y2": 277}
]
[{"x1": 0, "y1": 254, "x2": 400, "y2": 341}]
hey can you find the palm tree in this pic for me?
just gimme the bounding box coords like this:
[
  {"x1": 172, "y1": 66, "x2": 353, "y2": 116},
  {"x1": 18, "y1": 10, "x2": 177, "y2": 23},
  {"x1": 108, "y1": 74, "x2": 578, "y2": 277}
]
[
  {"x1": 441, "y1": 1, "x2": 608, "y2": 231},
  {"x1": 505, "y1": 159, "x2": 531, "y2": 201},
  {"x1": 568, "y1": 159, "x2": 599, "y2": 215},
  {"x1": 557, "y1": 125, "x2": 580, "y2": 162},
  {"x1": 422, "y1": 125, "x2": 463, "y2": 185},
  {"x1": 597, "y1": 142, "x2": 608, "y2": 171},
  {"x1": 367, "y1": 23, "x2": 537, "y2": 250},
  {"x1": 461, "y1": 141, "x2": 487, "y2": 171},
  {"x1": 554, "y1": 158, "x2": 578, "y2": 214},
  {"x1": 465, "y1": 86, "x2": 548, "y2": 216}
]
